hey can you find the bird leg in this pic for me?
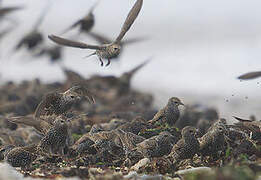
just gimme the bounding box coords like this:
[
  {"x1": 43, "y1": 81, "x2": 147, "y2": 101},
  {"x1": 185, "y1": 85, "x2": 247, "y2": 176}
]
[
  {"x1": 98, "y1": 57, "x2": 104, "y2": 66},
  {"x1": 105, "y1": 59, "x2": 111, "y2": 67}
]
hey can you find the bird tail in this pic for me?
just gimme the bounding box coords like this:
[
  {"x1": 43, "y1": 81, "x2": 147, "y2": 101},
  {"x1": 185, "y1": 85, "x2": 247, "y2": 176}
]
[{"x1": 83, "y1": 52, "x2": 96, "y2": 59}]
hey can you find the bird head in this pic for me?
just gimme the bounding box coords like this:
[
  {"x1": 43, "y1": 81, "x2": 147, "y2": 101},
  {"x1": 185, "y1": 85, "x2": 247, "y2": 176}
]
[
  {"x1": 169, "y1": 97, "x2": 184, "y2": 107},
  {"x1": 108, "y1": 43, "x2": 121, "y2": 57},
  {"x1": 182, "y1": 126, "x2": 198, "y2": 138}
]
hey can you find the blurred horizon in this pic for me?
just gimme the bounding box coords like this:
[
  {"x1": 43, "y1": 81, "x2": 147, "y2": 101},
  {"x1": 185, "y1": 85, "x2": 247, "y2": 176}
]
[{"x1": 0, "y1": 0, "x2": 261, "y2": 119}]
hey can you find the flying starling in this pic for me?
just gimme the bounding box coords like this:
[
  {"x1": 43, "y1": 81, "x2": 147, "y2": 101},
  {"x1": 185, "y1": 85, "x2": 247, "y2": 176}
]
[
  {"x1": 149, "y1": 97, "x2": 184, "y2": 126},
  {"x1": 88, "y1": 31, "x2": 147, "y2": 61},
  {"x1": 238, "y1": 71, "x2": 261, "y2": 80},
  {"x1": 48, "y1": 0, "x2": 143, "y2": 66},
  {"x1": 34, "y1": 45, "x2": 63, "y2": 64},
  {"x1": 62, "y1": 2, "x2": 98, "y2": 34},
  {"x1": 34, "y1": 85, "x2": 95, "y2": 122},
  {"x1": 15, "y1": 4, "x2": 49, "y2": 51},
  {"x1": 168, "y1": 126, "x2": 199, "y2": 164}
]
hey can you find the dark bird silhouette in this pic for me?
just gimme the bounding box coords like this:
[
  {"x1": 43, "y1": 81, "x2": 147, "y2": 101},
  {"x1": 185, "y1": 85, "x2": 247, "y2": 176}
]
[
  {"x1": 0, "y1": 6, "x2": 23, "y2": 19},
  {"x1": 62, "y1": 2, "x2": 99, "y2": 34},
  {"x1": 34, "y1": 45, "x2": 63, "y2": 64},
  {"x1": 14, "y1": 4, "x2": 49, "y2": 52},
  {"x1": 149, "y1": 97, "x2": 184, "y2": 126},
  {"x1": 238, "y1": 71, "x2": 261, "y2": 80},
  {"x1": 48, "y1": 0, "x2": 143, "y2": 66},
  {"x1": 168, "y1": 126, "x2": 199, "y2": 164}
]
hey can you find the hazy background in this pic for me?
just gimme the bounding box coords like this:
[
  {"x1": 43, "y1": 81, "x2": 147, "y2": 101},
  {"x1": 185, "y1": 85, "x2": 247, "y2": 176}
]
[{"x1": 0, "y1": 0, "x2": 261, "y2": 119}]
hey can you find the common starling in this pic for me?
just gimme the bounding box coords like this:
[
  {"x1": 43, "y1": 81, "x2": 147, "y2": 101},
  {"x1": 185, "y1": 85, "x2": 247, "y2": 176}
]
[
  {"x1": 232, "y1": 116, "x2": 261, "y2": 142},
  {"x1": 198, "y1": 121, "x2": 227, "y2": 159},
  {"x1": 149, "y1": 97, "x2": 184, "y2": 126},
  {"x1": 34, "y1": 85, "x2": 95, "y2": 121},
  {"x1": 88, "y1": 31, "x2": 147, "y2": 61},
  {"x1": 238, "y1": 71, "x2": 261, "y2": 80},
  {"x1": 14, "y1": 4, "x2": 49, "y2": 51},
  {"x1": 34, "y1": 46, "x2": 63, "y2": 64},
  {"x1": 48, "y1": 0, "x2": 143, "y2": 66},
  {"x1": 117, "y1": 116, "x2": 149, "y2": 135},
  {"x1": 168, "y1": 126, "x2": 199, "y2": 164},
  {"x1": 4, "y1": 144, "x2": 38, "y2": 168},
  {"x1": 135, "y1": 131, "x2": 176, "y2": 158},
  {"x1": 62, "y1": 2, "x2": 98, "y2": 34},
  {"x1": 38, "y1": 118, "x2": 69, "y2": 155}
]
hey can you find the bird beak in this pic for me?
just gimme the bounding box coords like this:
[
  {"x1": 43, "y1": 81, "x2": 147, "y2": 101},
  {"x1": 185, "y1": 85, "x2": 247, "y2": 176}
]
[{"x1": 179, "y1": 102, "x2": 185, "y2": 106}]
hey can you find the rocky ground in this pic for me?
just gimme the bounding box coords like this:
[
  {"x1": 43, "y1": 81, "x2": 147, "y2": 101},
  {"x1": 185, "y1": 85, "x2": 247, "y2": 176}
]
[{"x1": 0, "y1": 66, "x2": 260, "y2": 180}]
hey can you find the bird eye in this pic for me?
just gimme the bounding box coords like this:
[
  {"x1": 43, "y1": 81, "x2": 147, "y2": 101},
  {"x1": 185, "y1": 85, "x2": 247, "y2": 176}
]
[
  {"x1": 70, "y1": 95, "x2": 75, "y2": 99},
  {"x1": 218, "y1": 127, "x2": 223, "y2": 131},
  {"x1": 114, "y1": 47, "x2": 118, "y2": 50}
]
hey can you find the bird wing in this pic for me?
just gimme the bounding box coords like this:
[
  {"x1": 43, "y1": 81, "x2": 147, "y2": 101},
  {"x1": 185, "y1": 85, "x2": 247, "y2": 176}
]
[
  {"x1": 62, "y1": 20, "x2": 82, "y2": 34},
  {"x1": 88, "y1": 31, "x2": 111, "y2": 44},
  {"x1": 238, "y1": 71, "x2": 261, "y2": 80},
  {"x1": 8, "y1": 116, "x2": 51, "y2": 135},
  {"x1": 121, "y1": 36, "x2": 148, "y2": 45},
  {"x1": 152, "y1": 108, "x2": 165, "y2": 122},
  {"x1": 34, "y1": 92, "x2": 60, "y2": 119},
  {"x1": 48, "y1": 35, "x2": 102, "y2": 50},
  {"x1": 115, "y1": 0, "x2": 143, "y2": 43}
]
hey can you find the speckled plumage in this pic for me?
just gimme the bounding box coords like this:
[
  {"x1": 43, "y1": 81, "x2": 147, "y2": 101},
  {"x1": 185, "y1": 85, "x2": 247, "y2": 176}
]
[
  {"x1": 48, "y1": 0, "x2": 143, "y2": 66},
  {"x1": 4, "y1": 144, "x2": 38, "y2": 168},
  {"x1": 149, "y1": 97, "x2": 184, "y2": 126},
  {"x1": 38, "y1": 119, "x2": 69, "y2": 155},
  {"x1": 169, "y1": 126, "x2": 199, "y2": 163},
  {"x1": 199, "y1": 120, "x2": 227, "y2": 157},
  {"x1": 136, "y1": 131, "x2": 176, "y2": 158},
  {"x1": 34, "y1": 85, "x2": 94, "y2": 121}
]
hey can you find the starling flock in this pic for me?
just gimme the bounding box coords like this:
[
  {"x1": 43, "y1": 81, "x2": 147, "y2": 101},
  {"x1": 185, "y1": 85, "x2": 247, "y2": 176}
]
[{"x1": 0, "y1": 0, "x2": 260, "y2": 179}]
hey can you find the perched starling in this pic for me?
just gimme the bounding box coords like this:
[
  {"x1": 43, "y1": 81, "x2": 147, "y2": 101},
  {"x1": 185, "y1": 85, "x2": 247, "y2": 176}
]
[
  {"x1": 135, "y1": 131, "x2": 176, "y2": 158},
  {"x1": 149, "y1": 97, "x2": 184, "y2": 126},
  {"x1": 238, "y1": 71, "x2": 261, "y2": 80},
  {"x1": 198, "y1": 121, "x2": 227, "y2": 159},
  {"x1": 48, "y1": 0, "x2": 143, "y2": 66},
  {"x1": 4, "y1": 144, "x2": 38, "y2": 168},
  {"x1": 34, "y1": 85, "x2": 95, "y2": 121},
  {"x1": 168, "y1": 126, "x2": 199, "y2": 164},
  {"x1": 62, "y1": 2, "x2": 98, "y2": 34},
  {"x1": 232, "y1": 116, "x2": 261, "y2": 142},
  {"x1": 38, "y1": 118, "x2": 69, "y2": 155}
]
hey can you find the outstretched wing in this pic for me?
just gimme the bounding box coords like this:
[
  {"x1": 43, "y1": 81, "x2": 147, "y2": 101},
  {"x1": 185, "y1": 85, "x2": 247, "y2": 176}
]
[
  {"x1": 48, "y1": 35, "x2": 102, "y2": 50},
  {"x1": 238, "y1": 71, "x2": 261, "y2": 80},
  {"x1": 115, "y1": 0, "x2": 143, "y2": 43}
]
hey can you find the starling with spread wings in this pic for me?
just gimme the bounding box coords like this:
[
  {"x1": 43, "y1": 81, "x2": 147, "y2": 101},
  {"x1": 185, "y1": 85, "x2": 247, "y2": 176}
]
[{"x1": 49, "y1": 0, "x2": 143, "y2": 66}]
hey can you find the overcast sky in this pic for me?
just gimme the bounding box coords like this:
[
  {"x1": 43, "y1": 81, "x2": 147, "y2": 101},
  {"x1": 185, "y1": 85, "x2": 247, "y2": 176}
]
[{"x1": 1, "y1": 0, "x2": 261, "y2": 118}]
